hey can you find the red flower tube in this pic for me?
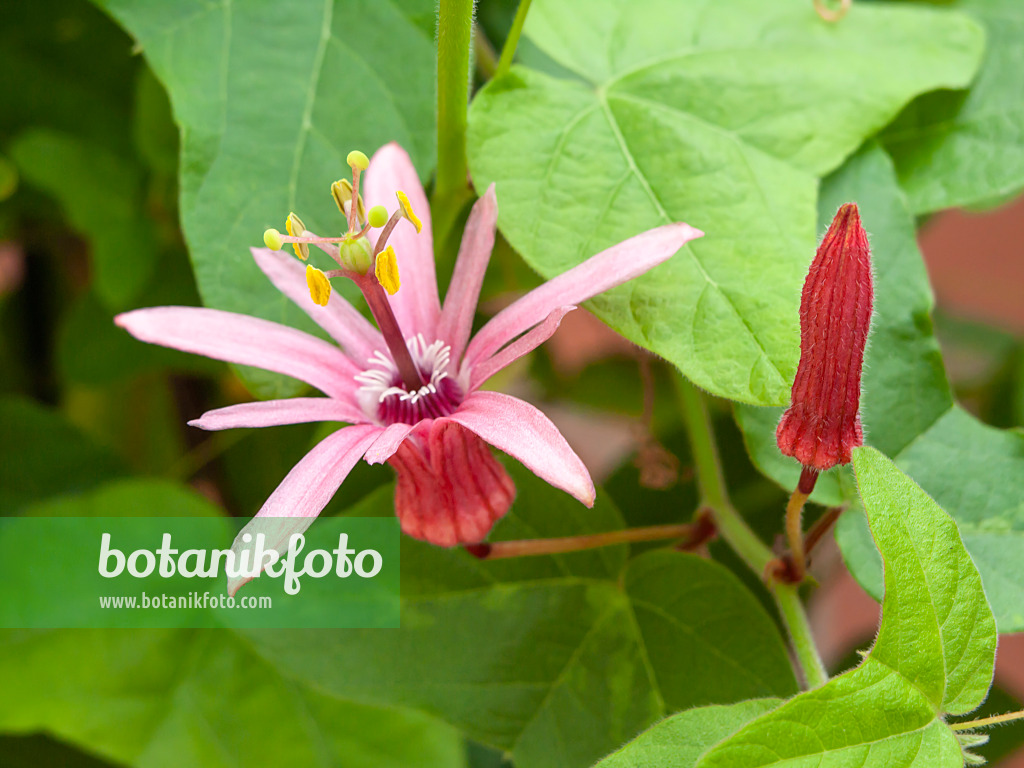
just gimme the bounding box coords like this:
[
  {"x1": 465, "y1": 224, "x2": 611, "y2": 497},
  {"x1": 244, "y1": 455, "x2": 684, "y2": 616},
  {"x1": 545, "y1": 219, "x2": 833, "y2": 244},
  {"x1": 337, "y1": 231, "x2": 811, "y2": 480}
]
[{"x1": 776, "y1": 203, "x2": 873, "y2": 480}]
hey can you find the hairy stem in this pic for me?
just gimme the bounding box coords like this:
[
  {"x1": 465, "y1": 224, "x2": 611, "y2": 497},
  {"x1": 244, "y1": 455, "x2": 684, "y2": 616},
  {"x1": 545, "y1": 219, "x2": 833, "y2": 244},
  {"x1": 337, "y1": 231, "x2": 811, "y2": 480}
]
[
  {"x1": 465, "y1": 518, "x2": 714, "y2": 560},
  {"x1": 675, "y1": 374, "x2": 828, "y2": 689},
  {"x1": 775, "y1": 582, "x2": 828, "y2": 688},
  {"x1": 951, "y1": 710, "x2": 1024, "y2": 731},
  {"x1": 495, "y1": 0, "x2": 533, "y2": 79},
  {"x1": 785, "y1": 487, "x2": 810, "y2": 581}
]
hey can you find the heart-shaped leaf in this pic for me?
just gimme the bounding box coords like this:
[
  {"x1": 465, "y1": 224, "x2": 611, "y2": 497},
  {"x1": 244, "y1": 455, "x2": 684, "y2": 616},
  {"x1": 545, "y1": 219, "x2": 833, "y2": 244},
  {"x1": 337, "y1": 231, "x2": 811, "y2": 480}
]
[
  {"x1": 693, "y1": 447, "x2": 997, "y2": 768},
  {"x1": 467, "y1": 0, "x2": 982, "y2": 405}
]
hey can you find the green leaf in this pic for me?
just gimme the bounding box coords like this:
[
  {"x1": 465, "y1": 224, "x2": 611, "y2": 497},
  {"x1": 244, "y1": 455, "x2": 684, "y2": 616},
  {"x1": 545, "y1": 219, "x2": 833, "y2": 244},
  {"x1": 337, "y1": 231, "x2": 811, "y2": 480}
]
[
  {"x1": 0, "y1": 478, "x2": 465, "y2": 768},
  {"x1": 883, "y1": 0, "x2": 1024, "y2": 213},
  {"x1": 594, "y1": 699, "x2": 781, "y2": 768},
  {"x1": 0, "y1": 396, "x2": 125, "y2": 513},
  {"x1": 694, "y1": 447, "x2": 997, "y2": 768},
  {"x1": 0, "y1": 631, "x2": 465, "y2": 768},
  {"x1": 735, "y1": 143, "x2": 1024, "y2": 630},
  {"x1": 94, "y1": 0, "x2": 438, "y2": 397},
  {"x1": 240, "y1": 463, "x2": 798, "y2": 768},
  {"x1": 57, "y1": 291, "x2": 218, "y2": 387},
  {"x1": 842, "y1": 408, "x2": 1024, "y2": 632},
  {"x1": 466, "y1": 0, "x2": 983, "y2": 405},
  {"x1": 0, "y1": 0, "x2": 137, "y2": 152},
  {"x1": 10, "y1": 129, "x2": 160, "y2": 309}
]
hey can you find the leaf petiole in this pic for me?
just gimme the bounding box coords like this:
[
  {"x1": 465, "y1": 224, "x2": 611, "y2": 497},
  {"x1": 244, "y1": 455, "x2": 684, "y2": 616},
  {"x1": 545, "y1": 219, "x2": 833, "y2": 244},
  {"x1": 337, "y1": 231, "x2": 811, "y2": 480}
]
[
  {"x1": 951, "y1": 710, "x2": 1024, "y2": 731},
  {"x1": 464, "y1": 515, "x2": 715, "y2": 560},
  {"x1": 494, "y1": 0, "x2": 532, "y2": 80}
]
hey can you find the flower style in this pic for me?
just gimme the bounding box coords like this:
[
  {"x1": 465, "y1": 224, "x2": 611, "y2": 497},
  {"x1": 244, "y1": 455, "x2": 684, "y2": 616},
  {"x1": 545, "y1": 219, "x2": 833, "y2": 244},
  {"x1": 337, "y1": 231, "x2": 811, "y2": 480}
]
[
  {"x1": 116, "y1": 143, "x2": 702, "y2": 594},
  {"x1": 776, "y1": 202, "x2": 873, "y2": 489}
]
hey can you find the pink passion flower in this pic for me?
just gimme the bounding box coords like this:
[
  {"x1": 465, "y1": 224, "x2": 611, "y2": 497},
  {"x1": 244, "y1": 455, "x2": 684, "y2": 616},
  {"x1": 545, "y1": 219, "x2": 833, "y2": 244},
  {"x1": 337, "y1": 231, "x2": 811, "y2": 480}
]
[{"x1": 116, "y1": 143, "x2": 702, "y2": 594}]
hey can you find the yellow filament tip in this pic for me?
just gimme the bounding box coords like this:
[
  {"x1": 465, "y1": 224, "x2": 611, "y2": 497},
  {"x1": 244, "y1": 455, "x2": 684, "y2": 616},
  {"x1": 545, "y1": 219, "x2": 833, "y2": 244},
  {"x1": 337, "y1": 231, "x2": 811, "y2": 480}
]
[
  {"x1": 285, "y1": 212, "x2": 309, "y2": 260},
  {"x1": 396, "y1": 191, "x2": 422, "y2": 233},
  {"x1": 375, "y1": 245, "x2": 400, "y2": 295},
  {"x1": 305, "y1": 265, "x2": 331, "y2": 306}
]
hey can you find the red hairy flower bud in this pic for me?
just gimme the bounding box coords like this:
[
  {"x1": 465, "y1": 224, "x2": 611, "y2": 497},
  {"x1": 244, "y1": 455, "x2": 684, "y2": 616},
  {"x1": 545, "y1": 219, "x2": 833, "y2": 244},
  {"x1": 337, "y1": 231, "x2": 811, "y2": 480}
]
[{"x1": 776, "y1": 203, "x2": 873, "y2": 472}]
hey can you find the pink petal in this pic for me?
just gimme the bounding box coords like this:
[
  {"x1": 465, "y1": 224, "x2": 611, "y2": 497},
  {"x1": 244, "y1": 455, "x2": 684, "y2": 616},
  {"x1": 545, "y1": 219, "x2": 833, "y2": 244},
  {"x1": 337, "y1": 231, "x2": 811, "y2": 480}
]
[
  {"x1": 364, "y1": 143, "x2": 440, "y2": 338},
  {"x1": 446, "y1": 391, "x2": 595, "y2": 507},
  {"x1": 463, "y1": 223, "x2": 703, "y2": 369},
  {"x1": 188, "y1": 398, "x2": 366, "y2": 431},
  {"x1": 437, "y1": 185, "x2": 497, "y2": 363},
  {"x1": 363, "y1": 421, "x2": 418, "y2": 465},
  {"x1": 116, "y1": 307, "x2": 361, "y2": 400},
  {"x1": 226, "y1": 424, "x2": 381, "y2": 596},
  {"x1": 469, "y1": 306, "x2": 575, "y2": 390},
  {"x1": 252, "y1": 247, "x2": 383, "y2": 366}
]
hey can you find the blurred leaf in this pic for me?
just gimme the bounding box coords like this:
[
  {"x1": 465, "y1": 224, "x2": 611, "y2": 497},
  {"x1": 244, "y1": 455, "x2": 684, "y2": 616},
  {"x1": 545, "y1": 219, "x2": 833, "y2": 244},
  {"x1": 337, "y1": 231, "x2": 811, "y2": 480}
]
[
  {"x1": 0, "y1": 734, "x2": 122, "y2": 768},
  {"x1": 0, "y1": 0, "x2": 136, "y2": 150},
  {"x1": 132, "y1": 66, "x2": 178, "y2": 178},
  {"x1": 58, "y1": 292, "x2": 218, "y2": 387},
  {"x1": 10, "y1": 129, "x2": 160, "y2": 309},
  {"x1": 241, "y1": 464, "x2": 798, "y2": 768},
  {"x1": 21, "y1": 476, "x2": 221, "y2": 518},
  {"x1": 594, "y1": 699, "x2": 780, "y2": 768},
  {"x1": 735, "y1": 144, "x2": 1024, "y2": 631},
  {"x1": 883, "y1": 0, "x2": 1024, "y2": 213},
  {"x1": 94, "y1": 0, "x2": 438, "y2": 398},
  {"x1": 0, "y1": 396, "x2": 125, "y2": 513},
  {"x1": 695, "y1": 447, "x2": 997, "y2": 768},
  {"x1": 467, "y1": 0, "x2": 982, "y2": 406},
  {"x1": 0, "y1": 153, "x2": 16, "y2": 201}
]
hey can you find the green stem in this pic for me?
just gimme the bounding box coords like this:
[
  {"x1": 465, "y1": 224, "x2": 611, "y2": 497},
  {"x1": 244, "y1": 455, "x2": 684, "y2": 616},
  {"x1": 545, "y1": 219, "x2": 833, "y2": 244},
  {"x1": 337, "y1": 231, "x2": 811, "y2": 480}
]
[
  {"x1": 775, "y1": 583, "x2": 828, "y2": 688},
  {"x1": 675, "y1": 374, "x2": 828, "y2": 689},
  {"x1": 495, "y1": 0, "x2": 532, "y2": 79},
  {"x1": 675, "y1": 375, "x2": 770, "y2": 572},
  {"x1": 434, "y1": 0, "x2": 475, "y2": 252}
]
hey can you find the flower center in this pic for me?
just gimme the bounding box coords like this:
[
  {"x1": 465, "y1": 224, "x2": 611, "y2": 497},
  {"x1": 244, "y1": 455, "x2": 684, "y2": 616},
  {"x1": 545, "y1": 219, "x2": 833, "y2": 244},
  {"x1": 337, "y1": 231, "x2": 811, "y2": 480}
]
[{"x1": 355, "y1": 335, "x2": 464, "y2": 426}]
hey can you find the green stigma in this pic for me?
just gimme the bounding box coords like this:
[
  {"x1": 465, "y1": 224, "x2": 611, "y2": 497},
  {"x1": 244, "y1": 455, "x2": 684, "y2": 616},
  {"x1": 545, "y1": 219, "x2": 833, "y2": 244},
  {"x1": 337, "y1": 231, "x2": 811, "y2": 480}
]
[
  {"x1": 368, "y1": 205, "x2": 389, "y2": 228},
  {"x1": 263, "y1": 228, "x2": 284, "y2": 251},
  {"x1": 347, "y1": 150, "x2": 369, "y2": 171}
]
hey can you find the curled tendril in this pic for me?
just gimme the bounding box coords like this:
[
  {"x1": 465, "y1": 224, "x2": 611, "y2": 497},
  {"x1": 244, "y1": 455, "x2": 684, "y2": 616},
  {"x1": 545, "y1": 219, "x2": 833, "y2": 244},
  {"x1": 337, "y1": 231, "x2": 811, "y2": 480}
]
[{"x1": 813, "y1": 0, "x2": 851, "y2": 22}]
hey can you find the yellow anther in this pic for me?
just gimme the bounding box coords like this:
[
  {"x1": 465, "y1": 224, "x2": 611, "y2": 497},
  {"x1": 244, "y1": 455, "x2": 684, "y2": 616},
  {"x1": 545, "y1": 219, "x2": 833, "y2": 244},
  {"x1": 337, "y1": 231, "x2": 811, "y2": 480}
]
[
  {"x1": 375, "y1": 245, "x2": 400, "y2": 295},
  {"x1": 367, "y1": 204, "x2": 389, "y2": 229},
  {"x1": 396, "y1": 191, "x2": 422, "y2": 233},
  {"x1": 346, "y1": 150, "x2": 370, "y2": 171},
  {"x1": 286, "y1": 212, "x2": 309, "y2": 260},
  {"x1": 331, "y1": 178, "x2": 366, "y2": 225},
  {"x1": 264, "y1": 228, "x2": 284, "y2": 251},
  {"x1": 305, "y1": 265, "x2": 331, "y2": 307}
]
